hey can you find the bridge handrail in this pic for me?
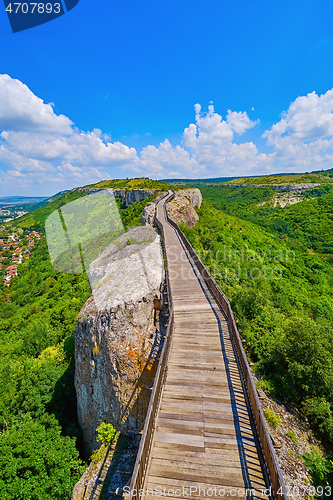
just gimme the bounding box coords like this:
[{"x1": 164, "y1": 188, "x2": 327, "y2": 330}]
[
  {"x1": 163, "y1": 195, "x2": 289, "y2": 500},
  {"x1": 128, "y1": 190, "x2": 175, "y2": 499}
]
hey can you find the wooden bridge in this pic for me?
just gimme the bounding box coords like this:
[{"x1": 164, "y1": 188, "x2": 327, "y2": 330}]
[{"x1": 127, "y1": 191, "x2": 288, "y2": 500}]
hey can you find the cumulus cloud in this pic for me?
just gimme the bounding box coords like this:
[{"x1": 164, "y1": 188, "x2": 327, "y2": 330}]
[
  {"x1": 264, "y1": 89, "x2": 333, "y2": 144},
  {"x1": 226, "y1": 109, "x2": 259, "y2": 135},
  {"x1": 1, "y1": 129, "x2": 138, "y2": 167},
  {"x1": 0, "y1": 74, "x2": 73, "y2": 134},
  {"x1": 2, "y1": 73, "x2": 333, "y2": 194},
  {"x1": 0, "y1": 92, "x2": 268, "y2": 190},
  {"x1": 181, "y1": 103, "x2": 264, "y2": 175},
  {"x1": 0, "y1": 75, "x2": 141, "y2": 190},
  {"x1": 56, "y1": 163, "x2": 108, "y2": 181},
  {"x1": 262, "y1": 89, "x2": 333, "y2": 169},
  {"x1": 140, "y1": 139, "x2": 201, "y2": 177}
]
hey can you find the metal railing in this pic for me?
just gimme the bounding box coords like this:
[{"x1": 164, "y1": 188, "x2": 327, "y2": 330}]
[{"x1": 127, "y1": 191, "x2": 175, "y2": 499}]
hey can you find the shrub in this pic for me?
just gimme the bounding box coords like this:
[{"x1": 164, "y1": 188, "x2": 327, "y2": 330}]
[
  {"x1": 96, "y1": 422, "x2": 118, "y2": 448},
  {"x1": 302, "y1": 397, "x2": 333, "y2": 444},
  {"x1": 263, "y1": 407, "x2": 281, "y2": 430},
  {"x1": 286, "y1": 429, "x2": 298, "y2": 445},
  {"x1": 301, "y1": 449, "x2": 333, "y2": 485}
]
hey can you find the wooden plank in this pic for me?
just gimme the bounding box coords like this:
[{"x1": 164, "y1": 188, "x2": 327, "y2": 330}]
[
  {"x1": 147, "y1": 466, "x2": 255, "y2": 488},
  {"x1": 156, "y1": 425, "x2": 204, "y2": 437},
  {"x1": 148, "y1": 459, "x2": 265, "y2": 482},
  {"x1": 151, "y1": 446, "x2": 262, "y2": 467},
  {"x1": 153, "y1": 430, "x2": 205, "y2": 448}
]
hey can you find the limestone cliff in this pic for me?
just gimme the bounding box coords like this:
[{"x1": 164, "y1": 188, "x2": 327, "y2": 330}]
[
  {"x1": 74, "y1": 226, "x2": 165, "y2": 456},
  {"x1": 77, "y1": 187, "x2": 155, "y2": 207},
  {"x1": 114, "y1": 189, "x2": 155, "y2": 207},
  {"x1": 166, "y1": 188, "x2": 202, "y2": 227}
]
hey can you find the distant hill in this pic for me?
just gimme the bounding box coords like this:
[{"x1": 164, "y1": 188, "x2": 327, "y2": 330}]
[
  {"x1": 17, "y1": 190, "x2": 69, "y2": 212},
  {"x1": 6, "y1": 167, "x2": 333, "y2": 230},
  {"x1": 0, "y1": 196, "x2": 46, "y2": 207},
  {"x1": 163, "y1": 167, "x2": 333, "y2": 187},
  {"x1": 0, "y1": 191, "x2": 69, "y2": 213}
]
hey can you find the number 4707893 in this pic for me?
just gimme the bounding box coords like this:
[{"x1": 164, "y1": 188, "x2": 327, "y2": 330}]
[{"x1": 5, "y1": 3, "x2": 61, "y2": 14}]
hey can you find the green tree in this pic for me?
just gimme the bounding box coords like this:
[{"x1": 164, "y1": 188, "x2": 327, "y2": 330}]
[
  {"x1": 0, "y1": 413, "x2": 84, "y2": 500},
  {"x1": 96, "y1": 422, "x2": 118, "y2": 448}
]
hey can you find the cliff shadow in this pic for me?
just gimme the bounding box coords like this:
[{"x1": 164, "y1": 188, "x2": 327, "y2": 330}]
[{"x1": 47, "y1": 336, "x2": 85, "y2": 458}]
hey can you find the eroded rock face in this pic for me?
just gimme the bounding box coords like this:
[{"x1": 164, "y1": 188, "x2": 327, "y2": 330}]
[
  {"x1": 113, "y1": 189, "x2": 155, "y2": 207},
  {"x1": 141, "y1": 202, "x2": 156, "y2": 226},
  {"x1": 166, "y1": 188, "x2": 202, "y2": 227},
  {"x1": 74, "y1": 226, "x2": 164, "y2": 456},
  {"x1": 77, "y1": 188, "x2": 155, "y2": 207},
  {"x1": 141, "y1": 191, "x2": 167, "y2": 227}
]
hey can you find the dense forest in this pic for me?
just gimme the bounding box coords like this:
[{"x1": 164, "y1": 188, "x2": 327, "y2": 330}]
[
  {"x1": 0, "y1": 180, "x2": 165, "y2": 500},
  {"x1": 180, "y1": 183, "x2": 333, "y2": 484}
]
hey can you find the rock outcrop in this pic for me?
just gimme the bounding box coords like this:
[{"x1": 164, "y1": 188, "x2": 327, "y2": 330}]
[
  {"x1": 140, "y1": 191, "x2": 167, "y2": 227},
  {"x1": 77, "y1": 188, "x2": 155, "y2": 207},
  {"x1": 140, "y1": 202, "x2": 156, "y2": 226},
  {"x1": 114, "y1": 189, "x2": 155, "y2": 207},
  {"x1": 166, "y1": 188, "x2": 202, "y2": 227},
  {"x1": 74, "y1": 226, "x2": 165, "y2": 456}
]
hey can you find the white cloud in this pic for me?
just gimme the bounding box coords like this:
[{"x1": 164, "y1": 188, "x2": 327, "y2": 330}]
[
  {"x1": 0, "y1": 74, "x2": 73, "y2": 134},
  {"x1": 140, "y1": 139, "x2": 200, "y2": 177},
  {"x1": 226, "y1": 109, "x2": 259, "y2": 135},
  {"x1": 264, "y1": 89, "x2": 333, "y2": 144},
  {"x1": 0, "y1": 95, "x2": 268, "y2": 188},
  {"x1": 56, "y1": 163, "x2": 108, "y2": 181},
  {"x1": 180, "y1": 103, "x2": 263, "y2": 176},
  {"x1": 1, "y1": 129, "x2": 138, "y2": 167},
  {"x1": 262, "y1": 89, "x2": 333, "y2": 169},
  {"x1": 2, "y1": 74, "x2": 333, "y2": 194}
]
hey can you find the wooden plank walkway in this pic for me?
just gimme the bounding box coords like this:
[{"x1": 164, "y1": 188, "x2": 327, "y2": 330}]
[{"x1": 143, "y1": 195, "x2": 270, "y2": 498}]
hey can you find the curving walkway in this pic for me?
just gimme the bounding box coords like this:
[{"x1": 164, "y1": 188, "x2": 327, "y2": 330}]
[{"x1": 142, "y1": 193, "x2": 271, "y2": 499}]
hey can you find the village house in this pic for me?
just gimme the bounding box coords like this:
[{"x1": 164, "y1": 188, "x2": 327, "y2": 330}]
[{"x1": 30, "y1": 231, "x2": 41, "y2": 240}]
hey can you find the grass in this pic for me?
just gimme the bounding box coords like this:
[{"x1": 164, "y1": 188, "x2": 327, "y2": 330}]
[{"x1": 286, "y1": 429, "x2": 298, "y2": 445}]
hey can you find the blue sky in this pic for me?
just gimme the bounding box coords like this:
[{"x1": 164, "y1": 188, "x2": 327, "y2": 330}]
[{"x1": 1, "y1": 0, "x2": 333, "y2": 195}]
